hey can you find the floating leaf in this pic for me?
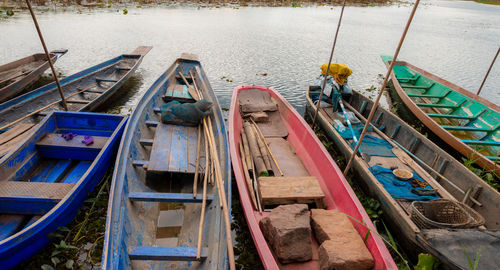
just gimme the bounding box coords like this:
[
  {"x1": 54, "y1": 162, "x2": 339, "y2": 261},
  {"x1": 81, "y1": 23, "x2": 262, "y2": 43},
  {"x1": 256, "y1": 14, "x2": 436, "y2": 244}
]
[
  {"x1": 41, "y1": 264, "x2": 54, "y2": 270},
  {"x1": 65, "y1": 259, "x2": 74, "y2": 269}
]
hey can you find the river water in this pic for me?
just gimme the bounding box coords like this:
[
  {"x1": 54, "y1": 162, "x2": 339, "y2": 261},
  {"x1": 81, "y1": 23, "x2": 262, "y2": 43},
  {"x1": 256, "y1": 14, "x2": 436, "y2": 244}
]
[{"x1": 1, "y1": 0, "x2": 499, "y2": 115}]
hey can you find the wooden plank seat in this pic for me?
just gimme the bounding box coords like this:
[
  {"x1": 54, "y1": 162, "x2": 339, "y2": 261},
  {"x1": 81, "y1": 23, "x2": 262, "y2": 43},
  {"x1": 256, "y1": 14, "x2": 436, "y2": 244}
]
[
  {"x1": 129, "y1": 192, "x2": 214, "y2": 203},
  {"x1": 397, "y1": 74, "x2": 420, "y2": 82},
  {"x1": 147, "y1": 123, "x2": 202, "y2": 174},
  {"x1": 408, "y1": 90, "x2": 450, "y2": 99},
  {"x1": 416, "y1": 99, "x2": 467, "y2": 109},
  {"x1": 96, "y1": 77, "x2": 119, "y2": 84},
  {"x1": 0, "y1": 181, "x2": 74, "y2": 214},
  {"x1": 461, "y1": 140, "x2": 500, "y2": 147},
  {"x1": 129, "y1": 246, "x2": 207, "y2": 261},
  {"x1": 36, "y1": 133, "x2": 108, "y2": 160},
  {"x1": 238, "y1": 88, "x2": 278, "y2": 113},
  {"x1": 259, "y1": 176, "x2": 325, "y2": 208},
  {"x1": 162, "y1": 84, "x2": 194, "y2": 102},
  {"x1": 401, "y1": 82, "x2": 435, "y2": 90},
  {"x1": 442, "y1": 125, "x2": 495, "y2": 132}
]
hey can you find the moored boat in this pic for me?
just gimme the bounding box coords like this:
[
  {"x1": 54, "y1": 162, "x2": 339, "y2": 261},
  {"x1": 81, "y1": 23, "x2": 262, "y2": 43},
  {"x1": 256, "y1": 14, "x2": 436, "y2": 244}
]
[
  {"x1": 0, "y1": 49, "x2": 68, "y2": 103},
  {"x1": 305, "y1": 85, "x2": 500, "y2": 269},
  {"x1": 229, "y1": 85, "x2": 396, "y2": 269},
  {"x1": 0, "y1": 46, "x2": 151, "y2": 158},
  {"x1": 0, "y1": 111, "x2": 127, "y2": 269},
  {"x1": 381, "y1": 56, "x2": 499, "y2": 177},
  {"x1": 102, "y1": 54, "x2": 231, "y2": 269}
]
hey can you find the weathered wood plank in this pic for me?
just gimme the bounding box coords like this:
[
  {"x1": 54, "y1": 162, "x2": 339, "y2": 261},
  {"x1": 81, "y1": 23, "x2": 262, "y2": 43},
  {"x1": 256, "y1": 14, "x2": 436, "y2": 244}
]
[
  {"x1": 129, "y1": 192, "x2": 214, "y2": 203},
  {"x1": 266, "y1": 138, "x2": 309, "y2": 177},
  {"x1": 259, "y1": 176, "x2": 324, "y2": 206},
  {"x1": 36, "y1": 133, "x2": 107, "y2": 149},
  {"x1": 129, "y1": 246, "x2": 207, "y2": 261},
  {"x1": 148, "y1": 124, "x2": 201, "y2": 174},
  {"x1": 0, "y1": 124, "x2": 35, "y2": 145}
]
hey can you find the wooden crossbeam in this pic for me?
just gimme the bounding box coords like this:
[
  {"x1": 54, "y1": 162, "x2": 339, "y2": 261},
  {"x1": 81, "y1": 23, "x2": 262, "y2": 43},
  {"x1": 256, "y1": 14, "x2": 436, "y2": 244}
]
[
  {"x1": 129, "y1": 247, "x2": 207, "y2": 261},
  {"x1": 461, "y1": 140, "x2": 500, "y2": 146},
  {"x1": 129, "y1": 192, "x2": 214, "y2": 203}
]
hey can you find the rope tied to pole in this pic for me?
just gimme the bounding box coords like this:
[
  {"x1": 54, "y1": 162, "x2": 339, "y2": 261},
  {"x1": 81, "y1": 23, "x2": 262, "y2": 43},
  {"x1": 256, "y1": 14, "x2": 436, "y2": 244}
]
[{"x1": 343, "y1": 0, "x2": 421, "y2": 175}]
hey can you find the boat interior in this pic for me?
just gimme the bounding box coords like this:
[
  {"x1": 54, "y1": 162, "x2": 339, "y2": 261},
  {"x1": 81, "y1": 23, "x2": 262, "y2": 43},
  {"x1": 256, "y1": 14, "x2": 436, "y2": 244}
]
[
  {"x1": 0, "y1": 53, "x2": 51, "y2": 88},
  {"x1": 106, "y1": 58, "x2": 228, "y2": 269},
  {"x1": 0, "y1": 112, "x2": 121, "y2": 243}
]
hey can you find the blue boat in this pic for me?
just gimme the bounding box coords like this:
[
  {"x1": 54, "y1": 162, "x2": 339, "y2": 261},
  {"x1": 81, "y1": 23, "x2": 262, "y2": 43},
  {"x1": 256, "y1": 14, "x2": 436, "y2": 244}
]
[
  {"x1": 0, "y1": 46, "x2": 151, "y2": 158},
  {"x1": 0, "y1": 111, "x2": 127, "y2": 269},
  {"x1": 102, "y1": 54, "x2": 231, "y2": 269}
]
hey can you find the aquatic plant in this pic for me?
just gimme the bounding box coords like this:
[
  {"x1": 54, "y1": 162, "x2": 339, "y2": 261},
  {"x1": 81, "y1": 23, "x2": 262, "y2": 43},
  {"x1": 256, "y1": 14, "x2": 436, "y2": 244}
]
[{"x1": 462, "y1": 243, "x2": 481, "y2": 270}]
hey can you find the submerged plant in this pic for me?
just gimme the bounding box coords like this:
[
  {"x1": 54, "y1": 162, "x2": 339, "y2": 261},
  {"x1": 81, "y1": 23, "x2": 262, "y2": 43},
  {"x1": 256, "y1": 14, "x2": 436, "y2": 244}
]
[{"x1": 414, "y1": 253, "x2": 440, "y2": 270}]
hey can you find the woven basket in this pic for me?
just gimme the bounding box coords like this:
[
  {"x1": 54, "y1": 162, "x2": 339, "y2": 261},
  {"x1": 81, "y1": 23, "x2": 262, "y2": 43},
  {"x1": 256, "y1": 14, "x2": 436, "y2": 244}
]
[
  {"x1": 459, "y1": 202, "x2": 485, "y2": 228},
  {"x1": 410, "y1": 199, "x2": 472, "y2": 229}
]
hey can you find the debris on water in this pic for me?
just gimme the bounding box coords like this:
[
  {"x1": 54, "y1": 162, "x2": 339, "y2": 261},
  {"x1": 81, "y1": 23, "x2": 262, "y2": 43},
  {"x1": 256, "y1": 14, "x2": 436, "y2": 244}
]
[
  {"x1": 257, "y1": 72, "x2": 267, "y2": 76},
  {"x1": 123, "y1": 8, "x2": 128, "y2": 14},
  {"x1": 221, "y1": 76, "x2": 233, "y2": 82},
  {"x1": 222, "y1": 107, "x2": 229, "y2": 111},
  {"x1": 6, "y1": 9, "x2": 14, "y2": 16}
]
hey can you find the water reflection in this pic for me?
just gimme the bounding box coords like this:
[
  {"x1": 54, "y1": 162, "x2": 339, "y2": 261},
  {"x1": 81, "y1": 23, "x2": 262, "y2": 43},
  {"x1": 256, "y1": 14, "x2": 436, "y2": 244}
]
[{"x1": 1, "y1": 0, "x2": 498, "y2": 116}]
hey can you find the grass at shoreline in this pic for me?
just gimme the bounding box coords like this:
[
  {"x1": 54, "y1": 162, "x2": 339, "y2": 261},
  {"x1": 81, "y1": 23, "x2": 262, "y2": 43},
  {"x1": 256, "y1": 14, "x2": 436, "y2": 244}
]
[{"x1": 474, "y1": 0, "x2": 500, "y2": 5}]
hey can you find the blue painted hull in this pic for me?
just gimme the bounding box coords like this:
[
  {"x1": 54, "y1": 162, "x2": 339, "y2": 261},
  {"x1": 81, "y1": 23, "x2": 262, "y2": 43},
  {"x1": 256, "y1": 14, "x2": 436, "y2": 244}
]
[
  {"x1": 0, "y1": 111, "x2": 127, "y2": 269},
  {"x1": 102, "y1": 56, "x2": 231, "y2": 269}
]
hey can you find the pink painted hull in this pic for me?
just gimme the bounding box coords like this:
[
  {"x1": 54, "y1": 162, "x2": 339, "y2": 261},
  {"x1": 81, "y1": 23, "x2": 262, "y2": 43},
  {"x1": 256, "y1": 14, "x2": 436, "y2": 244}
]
[{"x1": 228, "y1": 85, "x2": 397, "y2": 269}]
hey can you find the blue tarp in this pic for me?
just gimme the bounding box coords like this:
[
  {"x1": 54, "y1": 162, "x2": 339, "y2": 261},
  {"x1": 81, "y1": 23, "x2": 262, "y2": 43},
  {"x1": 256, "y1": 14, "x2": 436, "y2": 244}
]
[
  {"x1": 369, "y1": 165, "x2": 439, "y2": 201},
  {"x1": 335, "y1": 122, "x2": 396, "y2": 157}
]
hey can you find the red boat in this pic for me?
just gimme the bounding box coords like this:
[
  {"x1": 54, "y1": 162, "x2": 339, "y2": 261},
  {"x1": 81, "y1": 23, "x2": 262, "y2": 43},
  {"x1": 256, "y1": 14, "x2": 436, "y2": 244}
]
[{"x1": 228, "y1": 85, "x2": 396, "y2": 269}]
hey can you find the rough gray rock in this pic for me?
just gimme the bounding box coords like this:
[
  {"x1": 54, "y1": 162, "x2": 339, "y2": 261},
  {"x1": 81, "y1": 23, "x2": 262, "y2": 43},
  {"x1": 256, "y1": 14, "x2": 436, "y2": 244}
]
[{"x1": 259, "y1": 204, "x2": 313, "y2": 263}]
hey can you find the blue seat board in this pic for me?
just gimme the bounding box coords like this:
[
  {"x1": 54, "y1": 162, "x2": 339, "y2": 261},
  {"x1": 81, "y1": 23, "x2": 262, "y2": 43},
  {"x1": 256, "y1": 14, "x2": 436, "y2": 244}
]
[
  {"x1": 45, "y1": 160, "x2": 73, "y2": 183},
  {"x1": 10, "y1": 153, "x2": 40, "y2": 182},
  {"x1": 28, "y1": 162, "x2": 54, "y2": 183},
  {"x1": 62, "y1": 161, "x2": 92, "y2": 184},
  {"x1": 129, "y1": 192, "x2": 214, "y2": 203},
  {"x1": 129, "y1": 246, "x2": 207, "y2": 261}
]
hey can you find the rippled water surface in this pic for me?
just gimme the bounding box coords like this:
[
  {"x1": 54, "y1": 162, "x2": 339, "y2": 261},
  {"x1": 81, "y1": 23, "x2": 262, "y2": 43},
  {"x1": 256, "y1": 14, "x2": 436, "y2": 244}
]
[{"x1": 1, "y1": 0, "x2": 499, "y2": 114}]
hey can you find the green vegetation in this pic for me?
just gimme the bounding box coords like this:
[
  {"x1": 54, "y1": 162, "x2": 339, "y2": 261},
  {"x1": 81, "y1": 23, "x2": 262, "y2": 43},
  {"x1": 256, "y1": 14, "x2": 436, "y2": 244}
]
[
  {"x1": 474, "y1": 0, "x2": 500, "y2": 5},
  {"x1": 462, "y1": 157, "x2": 499, "y2": 190},
  {"x1": 462, "y1": 244, "x2": 481, "y2": 270}
]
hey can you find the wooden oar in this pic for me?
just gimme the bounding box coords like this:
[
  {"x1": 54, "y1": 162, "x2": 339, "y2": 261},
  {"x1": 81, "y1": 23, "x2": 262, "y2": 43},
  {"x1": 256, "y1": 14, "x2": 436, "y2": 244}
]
[
  {"x1": 193, "y1": 125, "x2": 202, "y2": 198},
  {"x1": 179, "y1": 72, "x2": 200, "y2": 100},
  {"x1": 0, "y1": 87, "x2": 91, "y2": 131},
  {"x1": 249, "y1": 118, "x2": 284, "y2": 176}
]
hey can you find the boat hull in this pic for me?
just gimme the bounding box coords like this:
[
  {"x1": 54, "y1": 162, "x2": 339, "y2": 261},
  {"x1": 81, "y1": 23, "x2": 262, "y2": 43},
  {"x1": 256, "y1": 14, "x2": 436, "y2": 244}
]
[
  {"x1": 229, "y1": 85, "x2": 396, "y2": 269},
  {"x1": 381, "y1": 56, "x2": 499, "y2": 177},
  {"x1": 0, "y1": 111, "x2": 126, "y2": 269},
  {"x1": 102, "y1": 55, "x2": 230, "y2": 269},
  {"x1": 0, "y1": 50, "x2": 68, "y2": 103}
]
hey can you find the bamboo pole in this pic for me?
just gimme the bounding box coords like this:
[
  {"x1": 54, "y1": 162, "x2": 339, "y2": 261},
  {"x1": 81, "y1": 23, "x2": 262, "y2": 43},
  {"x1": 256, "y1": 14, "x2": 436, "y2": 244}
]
[
  {"x1": 0, "y1": 87, "x2": 90, "y2": 131},
  {"x1": 196, "y1": 134, "x2": 209, "y2": 259},
  {"x1": 342, "y1": 101, "x2": 481, "y2": 206},
  {"x1": 252, "y1": 155, "x2": 263, "y2": 212},
  {"x1": 239, "y1": 142, "x2": 259, "y2": 209},
  {"x1": 191, "y1": 71, "x2": 235, "y2": 270},
  {"x1": 253, "y1": 124, "x2": 273, "y2": 173},
  {"x1": 311, "y1": 0, "x2": 347, "y2": 129},
  {"x1": 477, "y1": 47, "x2": 499, "y2": 95},
  {"x1": 26, "y1": 0, "x2": 68, "y2": 111},
  {"x1": 250, "y1": 119, "x2": 284, "y2": 176},
  {"x1": 344, "y1": 0, "x2": 421, "y2": 175},
  {"x1": 243, "y1": 121, "x2": 268, "y2": 177},
  {"x1": 241, "y1": 129, "x2": 254, "y2": 175},
  {"x1": 193, "y1": 125, "x2": 202, "y2": 198},
  {"x1": 179, "y1": 72, "x2": 201, "y2": 100}
]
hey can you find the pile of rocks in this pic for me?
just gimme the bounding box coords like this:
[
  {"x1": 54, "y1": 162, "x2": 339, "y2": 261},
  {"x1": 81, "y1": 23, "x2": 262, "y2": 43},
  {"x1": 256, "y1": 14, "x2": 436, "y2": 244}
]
[{"x1": 259, "y1": 204, "x2": 374, "y2": 270}]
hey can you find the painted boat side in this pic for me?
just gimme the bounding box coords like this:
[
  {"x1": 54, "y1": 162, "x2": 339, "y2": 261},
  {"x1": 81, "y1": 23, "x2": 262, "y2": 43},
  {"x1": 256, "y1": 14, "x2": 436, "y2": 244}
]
[
  {"x1": 381, "y1": 57, "x2": 499, "y2": 177},
  {"x1": 0, "y1": 50, "x2": 68, "y2": 103},
  {"x1": 0, "y1": 47, "x2": 150, "y2": 128},
  {"x1": 0, "y1": 111, "x2": 127, "y2": 269},
  {"x1": 305, "y1": 87, "x2": 500, "y2": 269},
  {"x1": 102, "y1": 56, "x2": 230, "y2": 269},
  {"x1": 346, "y1": 90, "x2": 500, "y2": 228},
  {"x1": 229, "y1": 85, "x2": 396, "y2": 270}
]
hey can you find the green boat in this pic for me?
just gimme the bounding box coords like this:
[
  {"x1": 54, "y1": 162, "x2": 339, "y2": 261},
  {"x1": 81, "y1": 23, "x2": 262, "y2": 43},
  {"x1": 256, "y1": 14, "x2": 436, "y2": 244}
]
[{"x1": 382, "y1": 55, "x2": 499, "y2": 178}]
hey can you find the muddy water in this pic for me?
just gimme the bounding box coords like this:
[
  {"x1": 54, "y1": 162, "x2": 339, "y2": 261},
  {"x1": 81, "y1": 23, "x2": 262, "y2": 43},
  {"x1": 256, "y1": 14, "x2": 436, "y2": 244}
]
[{"x1": 1, "y1": 0, "x2": 499, "y2": 115}]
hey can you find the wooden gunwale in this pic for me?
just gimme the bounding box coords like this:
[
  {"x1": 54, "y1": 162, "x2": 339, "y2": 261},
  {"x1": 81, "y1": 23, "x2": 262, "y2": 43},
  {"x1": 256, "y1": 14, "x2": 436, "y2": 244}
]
[
  {"x1": 101, "y1": 55, "x2": 230, "y2": 269},
  {"x1": 229, "y1": 85, "x2": 396, "y2": 270},
  {"x1": 0, "y1": 50, "x2": 67, "y2": 103},
  {"x1": 345, "y1": 90, "x2": 500, "y2": 228},
  {"x1": 306, "y1": 86, "x2": 500, "y2": 269},
  {"x1": 383, "y1": 59, "x2": 499, "y2": 177},
  {"x1": 0, "y1": 111, "x2": 126, "y2": 268}
]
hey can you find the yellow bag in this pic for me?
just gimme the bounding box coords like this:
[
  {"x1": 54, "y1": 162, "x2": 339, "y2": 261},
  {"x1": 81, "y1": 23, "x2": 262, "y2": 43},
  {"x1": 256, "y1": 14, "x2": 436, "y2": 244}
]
[{"x1": 320, "y1": 63, "x2": 352, "y2": 86}]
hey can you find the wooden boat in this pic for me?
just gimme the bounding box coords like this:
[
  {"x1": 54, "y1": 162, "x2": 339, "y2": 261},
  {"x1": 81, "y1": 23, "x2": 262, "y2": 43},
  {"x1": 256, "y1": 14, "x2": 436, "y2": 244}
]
[
  {"x1": 0, "y1": 46, "x2": 151, "y2": 159},
  {"x1": 305, "y1": 86, "x2": 500, "y2": 269},
  {"x1": 0, "y1": 111, "x2": 127, "y2": 268},
  {"x1": 381, "y1": 56, "x2": 499, "y2": 177},
  {"x1": 229, "y1": 85, "x2": 396, "y2": 269},
  {"x1": 102, "y1": 54, "x2": 231, "y2": 269},
  {"x1": 0, "y1": 49, "x2": 68, "y2": 103}
]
